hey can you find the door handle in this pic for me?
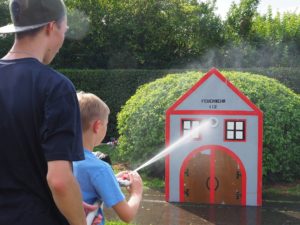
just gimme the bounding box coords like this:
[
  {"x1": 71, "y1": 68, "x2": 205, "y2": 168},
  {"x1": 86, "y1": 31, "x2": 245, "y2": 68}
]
[{"x1": 206, "y1": 177, "x2": 219, "y2": 191}]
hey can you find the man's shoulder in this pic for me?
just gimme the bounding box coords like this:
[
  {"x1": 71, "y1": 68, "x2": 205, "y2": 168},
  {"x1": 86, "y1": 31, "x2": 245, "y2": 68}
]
[
  {"x1": 8, "y1": 58, "x2": 74, "y2": 91},
  {"x1": 34, "y1": 66, "x2": 76, "y2": 100},
  {"x1": 42, "y1": 67, "x2": 74, "y2": 88}
]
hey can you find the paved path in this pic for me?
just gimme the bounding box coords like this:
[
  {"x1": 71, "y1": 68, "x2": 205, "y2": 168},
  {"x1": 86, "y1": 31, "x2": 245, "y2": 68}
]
[{"x1": 104, "y1": 189, "x2": 300, "y2": 225}]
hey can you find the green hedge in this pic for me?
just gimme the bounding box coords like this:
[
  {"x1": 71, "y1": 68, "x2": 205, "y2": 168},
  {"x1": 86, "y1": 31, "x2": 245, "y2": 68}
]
[
  {"x1": 60, "y1": 69, "x2": 183, "y2": 140},
  {"x1": 60, "y1": 68, "x2": 299, "y2": 141},
  {"x1": 234, "y1": 67, "x2": 300, "y2": 94},
  {"x1": 117, "y1": 71, "x2": 300, "y2": 182}
]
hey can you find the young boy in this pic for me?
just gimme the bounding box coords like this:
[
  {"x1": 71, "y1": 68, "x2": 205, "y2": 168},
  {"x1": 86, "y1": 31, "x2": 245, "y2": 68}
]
[{"x1": 74, "y1": 91, "x2": 143, "y2": 225}]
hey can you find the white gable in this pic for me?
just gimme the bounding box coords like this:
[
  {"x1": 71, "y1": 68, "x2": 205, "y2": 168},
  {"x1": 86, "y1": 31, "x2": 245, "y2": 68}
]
[{"x1": 175, "y1": 73, "x2": 253, "y2": 111}]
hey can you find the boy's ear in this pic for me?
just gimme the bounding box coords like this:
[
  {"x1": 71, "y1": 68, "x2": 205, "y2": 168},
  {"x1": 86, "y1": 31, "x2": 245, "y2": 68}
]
[
  {"x1": 92, "y1": 120, "x2": 100, "y2": 133},
  {"x1": 92, "y1": 120, "x2": 102, "y2": 133}
]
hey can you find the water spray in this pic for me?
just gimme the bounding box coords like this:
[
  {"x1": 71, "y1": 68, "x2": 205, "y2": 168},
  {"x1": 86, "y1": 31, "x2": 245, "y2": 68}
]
[
  {"x1": 87, "y1": 118, "x2": 218, "y2": 223},
  {"x1": 133, "y1": 117, "x2": 218, "y2": 172}
]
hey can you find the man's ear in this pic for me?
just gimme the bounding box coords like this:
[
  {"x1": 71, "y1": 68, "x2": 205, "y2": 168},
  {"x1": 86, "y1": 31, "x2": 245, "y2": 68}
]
[{"x1": 45, "y1": 22, "x2": 55, "y2": 35}]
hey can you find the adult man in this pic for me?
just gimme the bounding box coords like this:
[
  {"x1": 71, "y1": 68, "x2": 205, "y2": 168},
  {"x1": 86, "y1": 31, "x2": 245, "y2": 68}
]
[{"x1": 0, "y1": 0, "x2": 99, "y2": 224}]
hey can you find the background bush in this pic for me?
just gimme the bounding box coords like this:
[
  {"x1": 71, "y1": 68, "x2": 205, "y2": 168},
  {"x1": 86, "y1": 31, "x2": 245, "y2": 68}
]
[{"x1": 117, "y1": 71, "x2": 300, "y2": 182}]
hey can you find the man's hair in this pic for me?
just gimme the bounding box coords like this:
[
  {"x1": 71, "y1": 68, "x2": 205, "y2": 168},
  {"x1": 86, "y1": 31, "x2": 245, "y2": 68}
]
[{"x1": 77, "y1": 91, "x2": 110, "y2": 132}]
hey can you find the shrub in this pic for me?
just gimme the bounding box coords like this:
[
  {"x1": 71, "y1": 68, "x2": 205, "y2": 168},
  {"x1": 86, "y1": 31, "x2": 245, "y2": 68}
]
[
  {"x1": 117, "y1": 71, "x2": 300, "y2": 182},
  {"x1": 117, "y1": 72, "x2": 199, "y2": 164}
]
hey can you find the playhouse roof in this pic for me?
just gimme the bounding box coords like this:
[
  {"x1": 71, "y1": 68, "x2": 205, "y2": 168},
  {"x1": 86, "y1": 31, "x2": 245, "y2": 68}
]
[{"x1": 167, "y1": 68, "x2": 262, "y2": 115}]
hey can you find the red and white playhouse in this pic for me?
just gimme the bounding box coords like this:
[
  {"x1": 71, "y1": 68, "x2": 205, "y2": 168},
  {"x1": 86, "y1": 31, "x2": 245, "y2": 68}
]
[{"x1": 165, "y1": 68, "x2": 263, "y2": 206}]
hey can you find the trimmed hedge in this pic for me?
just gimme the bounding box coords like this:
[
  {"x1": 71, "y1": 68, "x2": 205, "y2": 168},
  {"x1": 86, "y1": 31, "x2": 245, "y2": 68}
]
[
  {"x1": 60, "y1": 69, "x2": 183, "y2": 140},
  {"x1": 234, "y1": 67, "x2": 300, "y2": 94},
  {"x1": 60, "y1": 68, "x2": 299, "y2": 141},
  {"x1": 117, "y1": 71, "x2": 300, "y2": 182}
]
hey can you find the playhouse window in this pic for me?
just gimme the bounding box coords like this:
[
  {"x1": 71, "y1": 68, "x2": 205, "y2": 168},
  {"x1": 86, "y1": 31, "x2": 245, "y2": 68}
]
[
  {"x1": 225, "y1": 120, "x2": 246, "y2": 141},
  {"x1": 182, "y1": 120, "x2": 202, "y2": 140}
]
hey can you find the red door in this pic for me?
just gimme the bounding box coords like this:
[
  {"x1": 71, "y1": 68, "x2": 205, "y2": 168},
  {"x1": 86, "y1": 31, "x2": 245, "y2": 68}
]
[{"x1": 181, "y1": 146, "x2": 245, "y2": 205}]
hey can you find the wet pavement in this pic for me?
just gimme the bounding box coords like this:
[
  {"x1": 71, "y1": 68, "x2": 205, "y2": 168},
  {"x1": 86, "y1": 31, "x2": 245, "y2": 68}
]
[{"x1": 104, "y1": 189, "x2": 300, "y2": 225}]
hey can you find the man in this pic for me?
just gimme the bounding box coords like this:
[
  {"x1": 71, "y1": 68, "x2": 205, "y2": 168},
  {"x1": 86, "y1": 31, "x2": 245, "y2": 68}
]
[{"x1": 0, "y1": 0, "x2": 99, "y2": 224}]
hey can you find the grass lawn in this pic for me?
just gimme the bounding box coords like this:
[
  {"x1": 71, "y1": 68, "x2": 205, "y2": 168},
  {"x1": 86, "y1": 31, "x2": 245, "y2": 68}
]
[
  {"x1": 106, "y1": 221, "x2": 134, "y2": 225},
  {"x1": 263, "y1": 181, "x2": 300, "y2": 198}
]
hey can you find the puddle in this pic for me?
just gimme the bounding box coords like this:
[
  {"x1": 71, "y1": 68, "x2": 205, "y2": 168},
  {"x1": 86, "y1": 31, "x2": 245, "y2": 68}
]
[{"x1": 104, "y1": 189, "x2": 300, "y2": 225}]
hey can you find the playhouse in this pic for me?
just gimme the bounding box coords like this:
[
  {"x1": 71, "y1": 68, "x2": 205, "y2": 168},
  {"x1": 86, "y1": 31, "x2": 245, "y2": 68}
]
[{"x1": 165, "y1": 68, "x2": 263, "y2": 206}]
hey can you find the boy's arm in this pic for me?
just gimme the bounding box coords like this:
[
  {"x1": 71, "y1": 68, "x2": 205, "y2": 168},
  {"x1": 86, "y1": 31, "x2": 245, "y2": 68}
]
[
  {"x1": 112, "y1": 194, "x2": 142, "y2": 223},
  {"x1": 47, "y1": 160, "x2": 87, "y2": 225},
  {"x1": 112, "y1": 171, "x2": 143, "y2": 223}
]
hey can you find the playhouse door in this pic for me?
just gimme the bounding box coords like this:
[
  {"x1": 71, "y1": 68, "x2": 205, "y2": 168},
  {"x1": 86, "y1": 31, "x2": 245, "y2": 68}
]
[
  {"x1": 183, "y1": 148, "x2": 242, "y2": 205},
  {"x1": 183, "y1": 150, "x2": 211, "y2": 203},
  {"x1": 214, "y1": 150, "x2": 242, "y2": 205}
]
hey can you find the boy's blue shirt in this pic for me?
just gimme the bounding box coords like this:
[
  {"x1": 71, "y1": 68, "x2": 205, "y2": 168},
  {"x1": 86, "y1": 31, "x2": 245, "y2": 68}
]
[{"x1": 73, "y1": 149, "x2": 125, "y2": 225}]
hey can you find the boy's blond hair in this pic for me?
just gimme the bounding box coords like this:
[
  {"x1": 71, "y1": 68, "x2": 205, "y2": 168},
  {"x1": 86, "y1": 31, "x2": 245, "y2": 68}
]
[{"x1": 77, "y1": 91, "x2": 110, "y2": 132}]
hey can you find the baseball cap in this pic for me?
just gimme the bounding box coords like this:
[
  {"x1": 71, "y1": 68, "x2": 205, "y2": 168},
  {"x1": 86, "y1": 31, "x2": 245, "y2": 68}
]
[{"x1": 0, "y1": 0, "x2": 66, "y2": 34}]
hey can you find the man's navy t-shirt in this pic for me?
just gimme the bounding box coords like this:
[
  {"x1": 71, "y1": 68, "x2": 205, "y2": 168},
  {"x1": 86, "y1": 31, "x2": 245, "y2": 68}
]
[{"x1": 0, "y1": 58, "x2": 84, "y2": 225}]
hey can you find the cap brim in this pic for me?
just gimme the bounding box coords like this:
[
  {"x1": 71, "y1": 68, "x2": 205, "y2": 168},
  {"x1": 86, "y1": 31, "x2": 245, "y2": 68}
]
[{"x1": 0, "y1": 22, "x2": 49, "y2": 34}]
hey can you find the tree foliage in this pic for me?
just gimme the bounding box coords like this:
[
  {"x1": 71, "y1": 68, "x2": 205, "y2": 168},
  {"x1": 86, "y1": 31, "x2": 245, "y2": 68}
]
[
  {"x1": 60, "y1": 0, "x2": 300, "y2": 68},
  {"x1": 225, "y1": 0, "x2": 260, "y2": 41},
  {"x1": 0, "y1": 0, "x2": 10, "y2": 26},
  {"x1": 1, "y1": 0, "x2": 300, "y2": 68},
  {"x1": 0, "y1": 0, "x2": 13, "y2": 57},
  {"x1": 249, "y1": 10, "x2": 300, "y2": 67},
  {"x1": 55, "y1": 0, "x2": 224, "y2": 68}
]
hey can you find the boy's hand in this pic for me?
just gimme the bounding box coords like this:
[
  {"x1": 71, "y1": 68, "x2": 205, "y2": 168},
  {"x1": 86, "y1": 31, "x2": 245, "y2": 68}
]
[
  {"x1": 126, "y1": 171, "x2": 143, "y2": 195},
  {"x1": 82, "y1": 202, "x2": 102, "y2": 225},
  {"x1": 116, "y1": 171, "x2": 129, "y2": 179},
  {"x1": 116, "y1": 171, "x2": 131, "y2": 187},
  {"x1": 91, "y1": 215, "x2": 102, "y2": 225},
  {"x1": 83, "y1": 201, "x2": 96, "y2": 215}
]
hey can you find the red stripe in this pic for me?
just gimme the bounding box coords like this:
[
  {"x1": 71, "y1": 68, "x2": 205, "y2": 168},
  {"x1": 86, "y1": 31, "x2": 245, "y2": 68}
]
[
  {"x1": 210, "y1": 149, "x2": 215, "y2": 203},
  {"x1": 168, "y1": 69, "x2": 212, "y2": 112},
  {"x1": 165, "y1": 111, "x2": 171, "y2": 201},
  {"x1": 257, "y1": 113, "x2": 263, "y2": 206},
  {"x1": 165, "y1": 155, "x2": 170, "y2": 201},
  {"x1": 171, "y1": 110, "x2": 258, "y2": 115},
  {"x1": 167, "y1": 68, "x2": 263, "y2": 115}
]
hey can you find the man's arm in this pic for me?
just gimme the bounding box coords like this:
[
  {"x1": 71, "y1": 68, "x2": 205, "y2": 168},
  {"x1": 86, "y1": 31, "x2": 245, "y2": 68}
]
[{"x1": 47, "y1": 160, "x2": 86, "y2": 225}]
